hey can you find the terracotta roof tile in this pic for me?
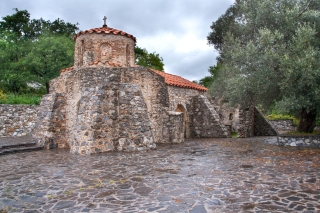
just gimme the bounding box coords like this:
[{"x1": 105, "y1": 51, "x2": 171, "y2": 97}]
[
  {"x1": 60, "y1": 66, "x2": 74, "y2": 74},
  {"x1": 149, "y1": 69, "x2": 208, "y2": 92},
  {"x1": 74, "y1": 26, "x2": 136, "y2": 42}
]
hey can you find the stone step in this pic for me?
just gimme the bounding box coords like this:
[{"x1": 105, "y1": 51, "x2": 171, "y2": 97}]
[
  {"x1": 0, "y1": 141, "x2": 37, "y2": 150},
  {"x1": 0, "y1": 144, "x2": 43, "y2": 155}
]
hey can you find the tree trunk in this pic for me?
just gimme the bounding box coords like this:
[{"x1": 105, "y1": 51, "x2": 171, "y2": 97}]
[
  {"x1": 45, "y1": 82, "x2": 50, "y2": 94},
  {"x1": 297, "y1": 108, "x2": 316, "y2": 133}
]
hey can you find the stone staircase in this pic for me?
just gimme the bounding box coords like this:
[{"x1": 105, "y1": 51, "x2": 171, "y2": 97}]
[{"x1": 0, "y1": 136, "x2": 43, "y2": 156}]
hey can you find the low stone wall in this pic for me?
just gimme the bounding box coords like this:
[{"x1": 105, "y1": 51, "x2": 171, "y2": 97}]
[
  {"x1": 269, "y1": 119, "x2": 295, "y2": 130},
  {"x1": 278, "y1": 135, "x2": 320, "y2": 147},
  {"x1": 0, "y1": 105, "x2": 38, "y2": 137}
]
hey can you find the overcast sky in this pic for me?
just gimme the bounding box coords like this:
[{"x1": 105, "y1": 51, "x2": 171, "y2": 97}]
[{"x1": 1, "y1": 0, "x2": 234, "y2": 81}]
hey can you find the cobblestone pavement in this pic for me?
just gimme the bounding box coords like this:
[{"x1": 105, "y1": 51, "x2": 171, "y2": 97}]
[{"x1": 0, "y1": 136, "x2": 320, "y2": 213}]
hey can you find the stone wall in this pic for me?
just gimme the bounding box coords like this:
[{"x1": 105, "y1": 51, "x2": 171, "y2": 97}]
[
  {"x1": 210, "y1": 98, "x2": 240, "y2": 133},
  {"x1": 238, "y1": 106, "x2": 277, "y2": 137},
  {"x1": 164, "y1": 112, "x2": 184, "y2": 143},
  {"x1": 167, "y1": 86, "x2": 204, "y2": 138},
  {"x1": 269, "y1": 119, "x2": 295, "y2": 130},
  {"x1": 188, "y1": 95, "x2": 229, "y2": 138},
  {"x1": 167, "y1": 86, "x2": 204, "y2": 111},
  {"x1": 278, "y1": 135, "x2": 320, "y2": 147},
  {"x1": 35, "y1": 66, "x2": 185, "y2": 154},
  {"x1": 238, "y1": 106, "x2": 254, "y2": 138},
  {"x1": 32, "y1": 93, "x2": 68, "y2": 149},
  {"x1": 0, "y1": 105, "x2": 38, "y2": 137},
  {"x1": 119, "y1": 67, "x2": 171, "y2": 144},
  {"x1": 254, "y1": 108, "x2": 277, "y2": 136}
]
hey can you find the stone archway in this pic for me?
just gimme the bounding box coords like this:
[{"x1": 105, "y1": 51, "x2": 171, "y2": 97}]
[{"x1": 175, "y1": 104, "x2": 190, "y2": 138}]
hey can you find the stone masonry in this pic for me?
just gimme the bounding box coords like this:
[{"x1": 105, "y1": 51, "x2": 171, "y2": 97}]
[
  {"x1": 254, "y1": 108, "x2": 277, "y2": 136},
  {"x1": 269, "y1": 119, "x2": 296, "y2": 131},
  {"x1": 0, "y1": 105, "x2": 37, "y2": 137},
  {"x1": 32, "y1": 22, "x2": 229, "y2": 154},
  {"x1": 188, "y1": 95, "x2": 229, "y2": 138},
  {"x1": 238, "y1": 106, "x2": 277, "y2": 138},
  {"x1": 32, "y1": 93, "x2": 68, "y2": 149},
  {"x1": 278, "y1": 135, "x2": 320, "y2": 147}
]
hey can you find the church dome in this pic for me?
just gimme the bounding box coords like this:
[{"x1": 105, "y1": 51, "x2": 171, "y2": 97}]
[
  {"x1": 73, "y1": 17, "x2": 136, "y2": 68},
  {"x1": 73, "y1": 26, "x2": 136, "y2": 42}
]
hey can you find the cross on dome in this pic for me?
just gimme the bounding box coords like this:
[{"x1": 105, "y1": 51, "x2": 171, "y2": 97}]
[{"x1": 103, "y1": 16, "x2": 107, "y2": 27}]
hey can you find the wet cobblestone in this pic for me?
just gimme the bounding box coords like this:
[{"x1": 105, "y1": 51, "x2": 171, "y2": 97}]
[{"x1": 0, "y1": 136, "x2": 320, "y2": 212}]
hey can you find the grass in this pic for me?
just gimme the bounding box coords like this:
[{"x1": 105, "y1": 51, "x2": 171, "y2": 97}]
[
  {"x1": 231, "y1": 132, "x2": 238, "y2": 138},
  {"x1": 285, "y1": 129, "x2": 320, "y2": 136},
  {"x1": 0, "y1": 93, "x2": 42, "y2": 105},
  {"x1": 266, "y1": 113, "x2": 299, "y2": 125}
]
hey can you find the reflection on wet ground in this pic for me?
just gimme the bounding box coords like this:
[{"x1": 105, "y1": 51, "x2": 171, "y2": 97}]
[{"x1": 0, "y1": 136, "x2": 320, "y2": 212}]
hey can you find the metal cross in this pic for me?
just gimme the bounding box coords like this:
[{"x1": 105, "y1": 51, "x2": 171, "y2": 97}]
[{"x1": 103, "y1": 16, "x2": 107, "y2": 26}]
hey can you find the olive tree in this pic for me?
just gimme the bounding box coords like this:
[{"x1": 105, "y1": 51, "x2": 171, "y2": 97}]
[{"x1": 209, "y1": 0, "x2": 320, "y2": 132}]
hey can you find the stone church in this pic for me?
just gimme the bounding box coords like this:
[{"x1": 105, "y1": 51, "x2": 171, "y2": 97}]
[{"x1": 32, "y1": 19, "x2": 230, "y2": 155}]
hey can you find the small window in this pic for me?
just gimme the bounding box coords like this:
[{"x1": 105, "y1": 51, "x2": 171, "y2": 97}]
[{"x1": 229, "y1": 113, "x2": 233, "y2": 120}]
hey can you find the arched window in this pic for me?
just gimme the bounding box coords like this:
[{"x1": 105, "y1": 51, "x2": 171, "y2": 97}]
[{"x1": 175, "y1": 104, "x2": 185, "y2": 112}]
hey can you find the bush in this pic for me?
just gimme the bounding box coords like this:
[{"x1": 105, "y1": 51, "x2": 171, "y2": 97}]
[
  {"x1": 0, "y1": 93, "x2": 42, "y2": 105},
  {"x1": 231, "y1": 132, "x2": 238, "y2": 138},
  {"x1": 0, "y1": 90, "x2": 7, "y2": 101}
]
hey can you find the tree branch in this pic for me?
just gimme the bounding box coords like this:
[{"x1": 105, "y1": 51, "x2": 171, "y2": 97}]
[{"x1": 297, "y1": 0, "x2": 313, "y2": 18}]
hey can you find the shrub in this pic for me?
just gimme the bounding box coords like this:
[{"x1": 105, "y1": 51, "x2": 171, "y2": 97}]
[
  {"x1": 0, "y1": 90, "x2": 7, "y2": 101},
  {"x1": 266, "y1": 113, "x2": 299, "y2": 126},
  {"x1": 231, "y1": 132, "x2": 238, "y2": 138},
  {"x1": 0, "y1": 93, "x2": 42, "y2": 105},
  {"x1": 286, "y1": 129, "x2": 320, "y2": 136}
]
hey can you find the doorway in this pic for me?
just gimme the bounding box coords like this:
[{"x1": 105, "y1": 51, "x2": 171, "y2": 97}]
[{"x1": 175, "y1": 104, "x2": 189, "y2": 138}]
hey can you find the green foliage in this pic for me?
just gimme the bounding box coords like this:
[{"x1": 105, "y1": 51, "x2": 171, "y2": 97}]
[
  {"x1": 24, "y1": 33, "x2": 74, "y2": 93},
  {"x1": 266, "y1": 114, "x2": 299, "y2": 126},
  {"x1": 0, "y1": 8, "x2": 78, "y2": 40},
  {"x1": 199, "y1": 76, "x2": 214, "y2": 88},
  {"x1": 0, "y1": 93, "x2": 42, "y2": 105},
  {"x1": 207, "y1": 4, "x2": 240, "y2": 54},
  {"x1": 0, "y1": 90, "x2": 7, "y2": 101},
  {"x1": 231, "y1": 132, "x2": 238, "y2": 138},
  {"x1": 209, "y1": 0, "x2": 320, "y2": 117},
  {"x1": 135, "y1": 46, "x2": 164, "y2": 71},
  {"x1": 0, "y1": 9, "x2": 77, "y2": 94},
  {"x1": 0, "y1": 32, "x2": 31, "y2": 93},
  {"x1": 199, "y1": 63, "x2": 223, "y2": 88},
  {"x1": 286, "y1": 129, "x2": 320, "y2": 136}
]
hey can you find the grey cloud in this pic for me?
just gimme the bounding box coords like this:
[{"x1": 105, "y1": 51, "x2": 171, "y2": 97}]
[{"x1": 1, "y1": 0, "x2": 234, "y2": 81}]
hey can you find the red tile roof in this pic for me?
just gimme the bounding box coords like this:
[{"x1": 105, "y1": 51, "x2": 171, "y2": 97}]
[
  {"x1": 150, "y1": 69, "x2": 208, "y2": 91},
  {"x1": 73, "y1": 26, "x2": 136, "y2": 42},
  {"x1": 60, "y1": 66, "x2": 74, "y2": 74},
  {"x1": 88, "y1": 61, "x2": 121, "y2": 67}
]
